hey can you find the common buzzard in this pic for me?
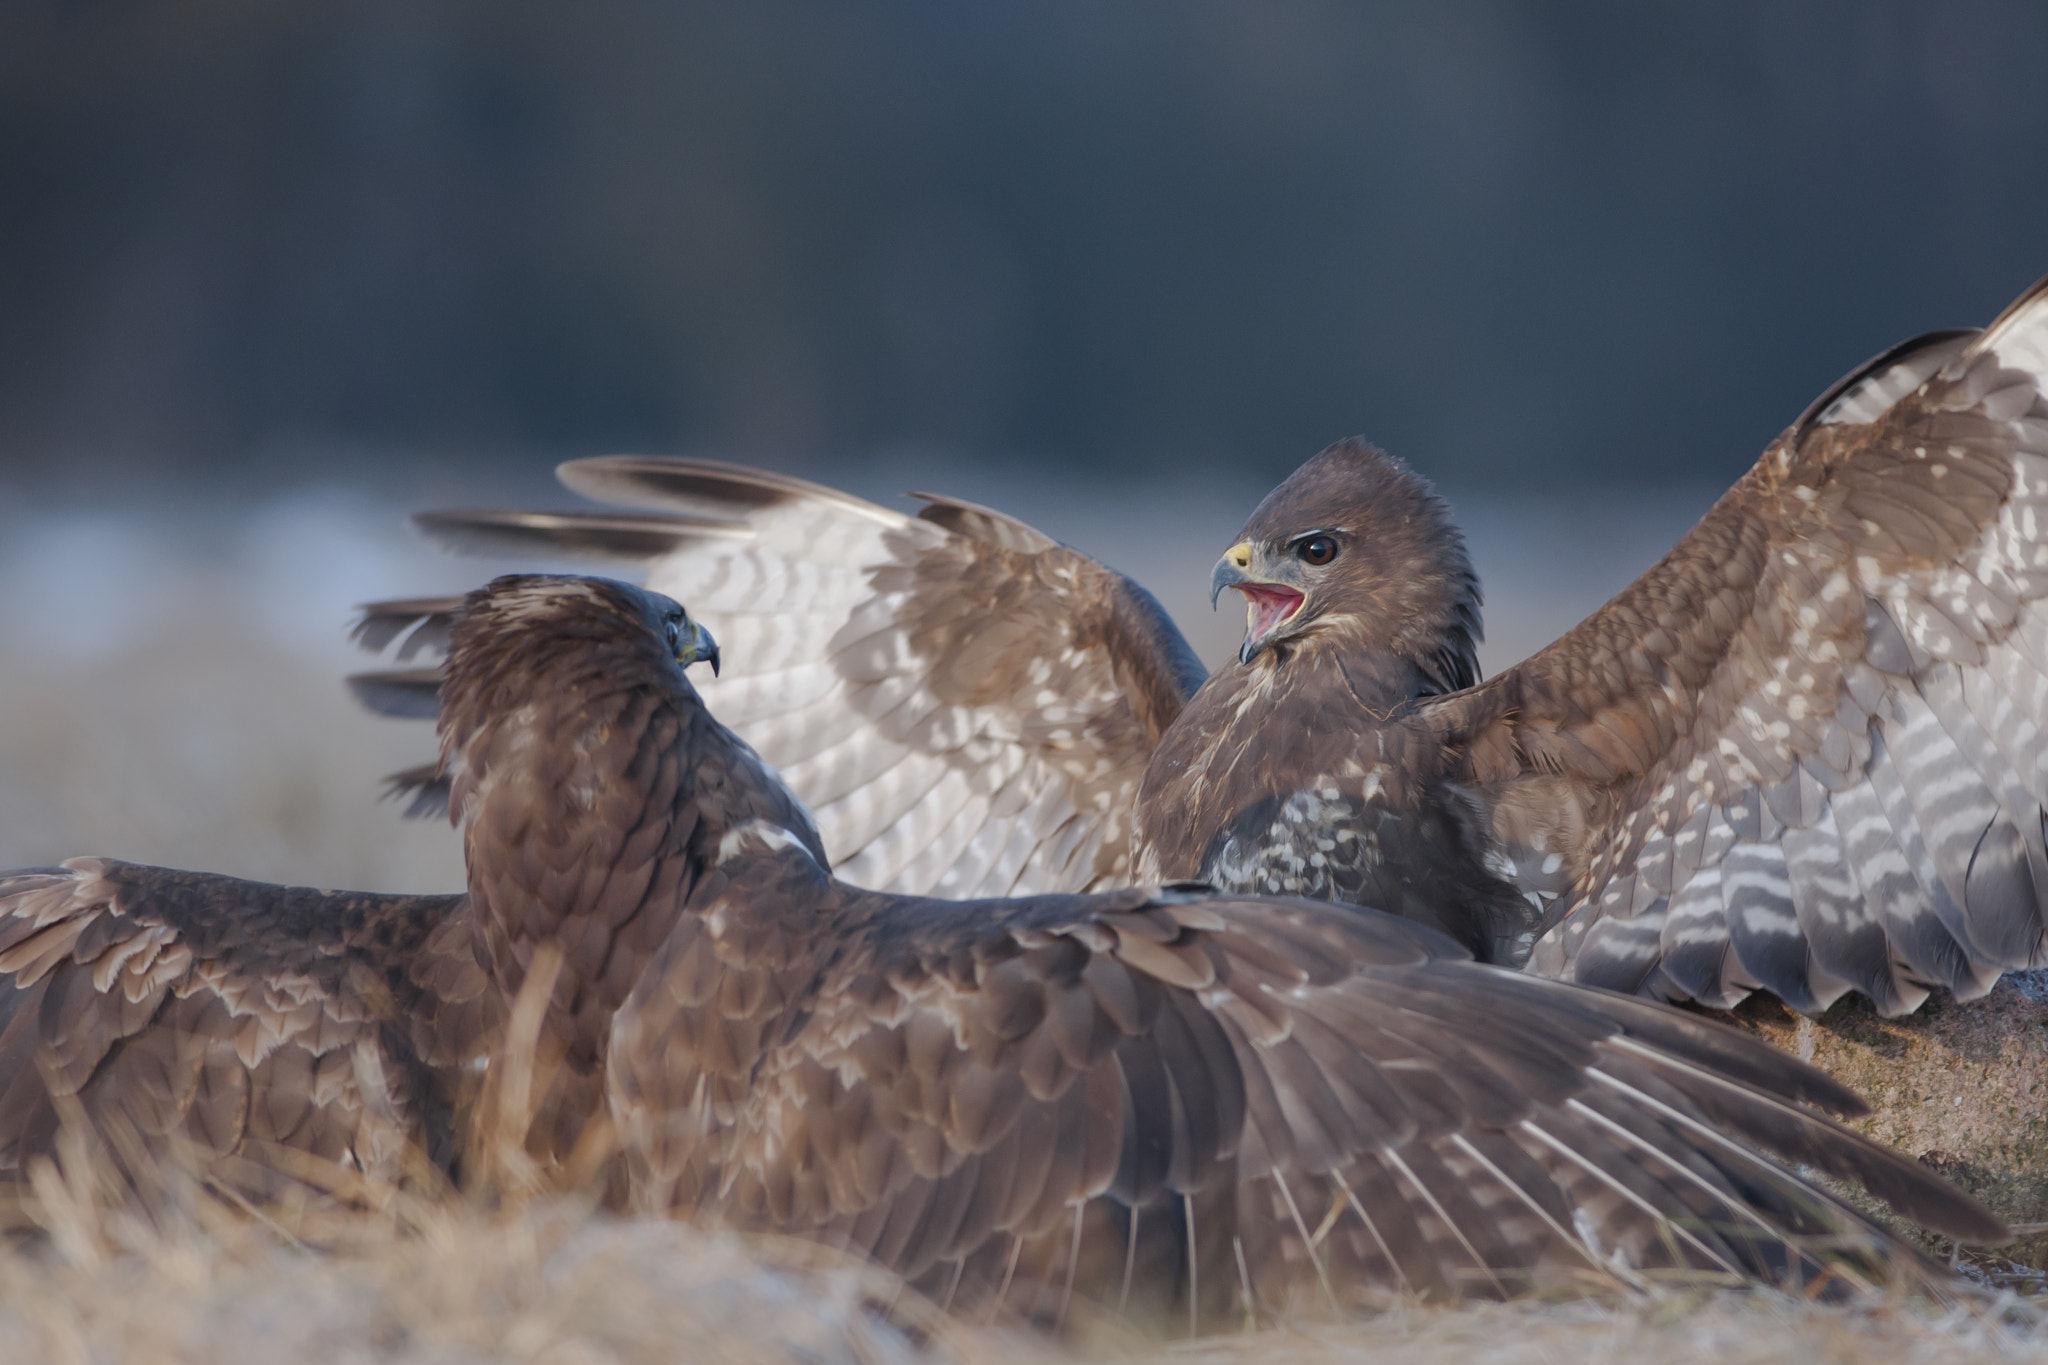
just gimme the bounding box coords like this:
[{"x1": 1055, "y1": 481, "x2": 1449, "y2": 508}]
[
  {"x1": 0, "y1": 576, "x2": 2007, "y2": 1330},
  {"x1": 360, "y1": 272, "x2": 2048, "y2": 1019}
]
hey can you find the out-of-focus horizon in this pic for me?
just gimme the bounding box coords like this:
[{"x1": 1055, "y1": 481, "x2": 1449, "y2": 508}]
[
  {"x1": 0, "y1": 2, "x2": 2045, "y2": 891},
  {"x1": 3, "y1": 1, "x2": 2047, "y2": 496}
]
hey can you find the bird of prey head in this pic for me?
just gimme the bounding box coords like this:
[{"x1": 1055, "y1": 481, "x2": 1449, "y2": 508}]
[
  {"x1": 1210, "y1": 438, "x2": 1483, "y2": 694},
  {"x1": 446, "y1": 573, "x2": 719, "y2": 688},
  {"x1": 435, "y1": 575, "x2": 724, "y2": 803}
]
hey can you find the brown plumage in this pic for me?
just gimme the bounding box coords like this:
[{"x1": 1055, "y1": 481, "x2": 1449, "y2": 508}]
[
  {"x1": 0, "y1": 862, "x2": 490, "y2": 1194},
  {"x1": 1424, "y1": 280, "x2": 2048, "y2": 1014},
  {"x1": 1132, "y1": 440, "x2": 1527, "y2": 963},
  {"x1": 1157, "y1": 273, "x2": 2048, "y2": 1010},
  {"x1": 2, "y1": 574, "x2": 2010, "y2": 1330},
  {"x1": 357, "y1": 469, "x2": 1205, "y2": 894},
  {"x1": 359, "y1": 271, "x2": 2048, "y2": 1019}
]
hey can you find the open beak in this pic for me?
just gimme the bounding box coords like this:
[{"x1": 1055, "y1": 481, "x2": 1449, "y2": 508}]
[
  {"x1": 1210, "y1": 542, "x2": 1305, "y2": 665},
  {"x1": 1209, "y1": 543, "x2": 1252, "y2": 607},
  {"x1": 679, "y1": 619, "x2": 721, "y2": 676}
]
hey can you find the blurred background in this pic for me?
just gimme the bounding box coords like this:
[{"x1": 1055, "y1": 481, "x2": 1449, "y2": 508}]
[{"x1": 1, "y1": 0, "x2": 2045, "y2": 889}]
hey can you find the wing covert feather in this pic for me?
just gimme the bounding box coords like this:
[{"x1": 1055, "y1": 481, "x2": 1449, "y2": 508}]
[
  {"x1": 0, "y1": 858, "x2": 493, "y2": 1191},
  {"x1": 1427, "y1": 275, "x2": 2048, "y2": 1015},
  {"x1": 605, "y1": 879, "x2": 2000, "y2": 1329}
]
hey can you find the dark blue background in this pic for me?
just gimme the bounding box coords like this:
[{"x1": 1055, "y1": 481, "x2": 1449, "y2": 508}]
[{"x1": 4, "y1": 1, "x2": 2044, "y2": 494}]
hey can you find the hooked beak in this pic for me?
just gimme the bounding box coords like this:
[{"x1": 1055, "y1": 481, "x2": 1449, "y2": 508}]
[
  {"x1": 679, "y1": 619, "x2": 721, "y2": 676},
  {"x1": 1210, "y1": 542, "x2": 1305, "y2": 665},
  {"x1": 1210, "y1": 541, "x2": 1253, "y2": 607}
]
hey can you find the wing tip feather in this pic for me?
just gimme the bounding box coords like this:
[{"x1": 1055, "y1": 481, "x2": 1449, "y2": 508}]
[{"x1": 558, "y1": 455, "x2": 904, "y2": 527}]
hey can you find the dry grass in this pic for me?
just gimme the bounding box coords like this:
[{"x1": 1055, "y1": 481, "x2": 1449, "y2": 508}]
[
  {"x1": 6, "y1": 974, "x2": 2047, "y2": 1365},
  {"x1": 1172, "y1": 1295, "x2": 2048, "y2": 1365},
  {"x1": 0, "y1": 1187, "x2": 957, "y2": 1365},
  {"x1": 6, "y1": 1184, "x2": 2048, "y2": 1365}
]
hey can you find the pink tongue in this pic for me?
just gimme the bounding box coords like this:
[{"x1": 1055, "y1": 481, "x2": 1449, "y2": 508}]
[{"x1": 1240, "y1": 584, "x2": 1305, "y2": 641}]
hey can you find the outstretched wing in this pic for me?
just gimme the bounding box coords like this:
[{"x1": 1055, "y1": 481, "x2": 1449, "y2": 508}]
[
  {"x1": 363, "y1": 457, "x2": 1207, "y2": 897},
  {"x1": 1425, "y1": 273, "x2": 2048, "y2": 1016},
  {"x1": 0, "y1": 858, "x2": 494, "y2": 1193},
  {"x1": 607, "y1": 881, "x2": 1998, "y2": 1330}
]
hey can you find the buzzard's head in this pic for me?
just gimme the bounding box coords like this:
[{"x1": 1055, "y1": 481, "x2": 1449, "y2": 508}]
[
  {"x1": 1210, "y1": 439, "x2": 1482, "y2": 694},
  {"x1": 435, "y1": 574, "x2": 724, "y2": 827},
  {"x1": 451, "y1": 574, "x2": 719, "y2": 677},
  {"x1": 440, "y1": 575, "x2": 720, "y2": 752}
]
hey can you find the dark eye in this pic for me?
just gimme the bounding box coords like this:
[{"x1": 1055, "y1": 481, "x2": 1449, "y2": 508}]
[
  {"x1": 665, "y1": 615, "x2": 683, "y2": 651},
  {"x1": 1297, "y1": 535, "x2": 1338, "y2": 566}
]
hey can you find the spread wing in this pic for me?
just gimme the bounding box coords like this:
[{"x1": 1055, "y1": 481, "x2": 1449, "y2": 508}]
[
  {"x1": 1424, "y1": 273, "x2": 2048, "y2": 1016},
  {"x1": 361, "y1": 458, "x2": 1207, "y2": 897},
  {"x1": 607, "y1": 883, "x2": 1998, "y2": 1329},
  {"x1": 0, "y1": 858, "x2": 494, "y2": 1193}
]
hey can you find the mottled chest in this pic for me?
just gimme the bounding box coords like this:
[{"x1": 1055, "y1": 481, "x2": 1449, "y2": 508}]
[
  {"x1": 1188, "y1": 776, "x2": 1536, "y2": 964},
  {"x1": 1199, "y1": 786, "x2": 1384, "y2": 901}
]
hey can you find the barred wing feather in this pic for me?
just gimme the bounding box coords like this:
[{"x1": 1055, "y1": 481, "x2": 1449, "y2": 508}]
[{"x1": 1427, "y1": 275, "x2": 2048, "y2": 1016}]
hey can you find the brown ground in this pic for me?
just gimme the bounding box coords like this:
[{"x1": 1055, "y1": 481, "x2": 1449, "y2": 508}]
[{"x1": 1727, "y1": 977, "x2": 2048, "y2": 1278}]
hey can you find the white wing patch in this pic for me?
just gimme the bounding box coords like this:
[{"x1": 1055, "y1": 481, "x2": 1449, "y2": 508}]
[{"x1": 623, "y1": 478, "x2": 1160, "y2": 899}]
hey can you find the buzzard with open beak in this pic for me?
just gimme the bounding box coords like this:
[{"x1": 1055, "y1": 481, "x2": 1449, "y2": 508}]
[
  {"x1": 1211, "y1": 537, "x2": 1317, "y2": 664},
  {"x1": 349, "y1": 268, "x2": 2048, "y2": 1021}
]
